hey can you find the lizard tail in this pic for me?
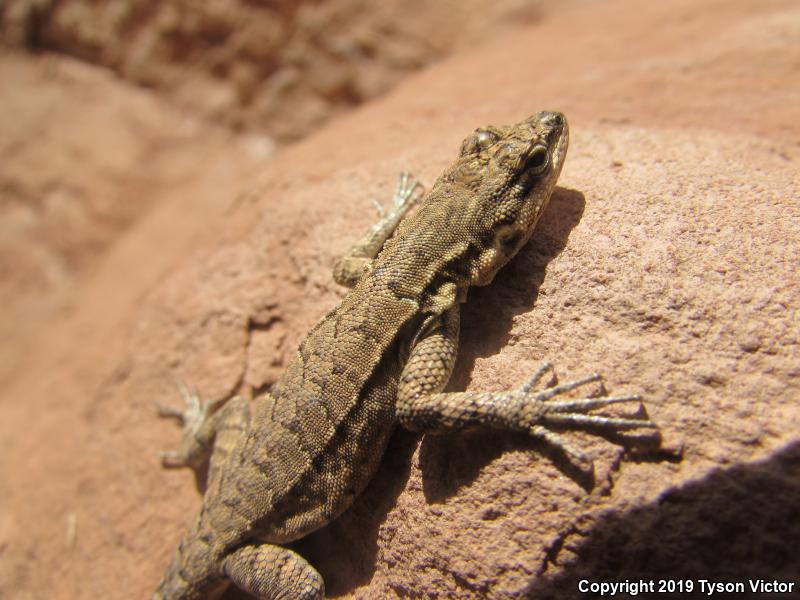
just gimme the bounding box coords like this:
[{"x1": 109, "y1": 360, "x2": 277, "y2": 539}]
[{"x1": 153, "y1": 516, "x2": 227, "y2": 600}]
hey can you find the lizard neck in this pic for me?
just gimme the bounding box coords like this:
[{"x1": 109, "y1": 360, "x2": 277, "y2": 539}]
[{"x1": 367, "y1": 186, "x2": 480, "y2": 308}]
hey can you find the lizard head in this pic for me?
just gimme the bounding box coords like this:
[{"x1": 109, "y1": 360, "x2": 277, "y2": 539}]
[{"x1": 443, "y1": 111, "x2": 569, "y2": 286}]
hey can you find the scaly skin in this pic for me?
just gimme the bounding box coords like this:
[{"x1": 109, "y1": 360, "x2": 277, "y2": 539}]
[{"x1": 154, "y1": 112, "x2": 657, "y2": 599}]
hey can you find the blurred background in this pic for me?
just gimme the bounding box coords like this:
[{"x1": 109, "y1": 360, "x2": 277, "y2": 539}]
[
  {"x1": 0, "y1": 0, "x2": 563, "y2": 382},
  {"x1": 3, "y1": 0, "x2": 552, "y2": 141}
]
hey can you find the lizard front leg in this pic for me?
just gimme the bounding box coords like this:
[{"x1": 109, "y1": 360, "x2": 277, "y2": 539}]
[
  {"x1": 396, "y1": 306, "x2": 657, "y2": 472},
  {"x1": 333, "y1": 172, "x2": 422, "y2": 287}
]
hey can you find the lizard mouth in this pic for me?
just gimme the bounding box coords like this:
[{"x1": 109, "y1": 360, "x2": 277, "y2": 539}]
[{"x1": 542, "y1": 111, "x2": 569, "y2": 178}]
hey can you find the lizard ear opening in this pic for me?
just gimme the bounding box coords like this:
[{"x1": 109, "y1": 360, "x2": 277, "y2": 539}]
[{"x1": 496, "y1": 225, "x2": 522, "y2": 249}]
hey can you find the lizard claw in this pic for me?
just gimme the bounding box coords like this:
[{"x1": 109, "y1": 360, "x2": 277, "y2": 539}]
[
  {"x1": 155, "y1": 379, "x2": 204, "y2": 423},
  {"x1": 369, "y1": 172, "x2": 423, "y2": 219},
  {"x1": 516, "y1": 361, "x2": 555, "y2": 394},
  {"x1": 529, "y1": 424, "x2": 594, "y2": 476},
  {"x1": 519, "y1": 364, "x2": 657, "y2": 472},
  {"x1": 371, "y1": 198, "x2": 386, "y2": 218},
  {"x1": 393, "y1": 171, "x2": 423, "y2": 209},
  {"x1": 529, "y1": 368, "x2": 654, "y2": 427},
  {"x1": 159, "y1": 450, "x2": 185, "y2": 469},
  {"x1": 155, "y1": 380, "x2": 222, "y2": 469}
]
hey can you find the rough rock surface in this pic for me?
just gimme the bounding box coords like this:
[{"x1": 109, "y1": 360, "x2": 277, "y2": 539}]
[{"x1": 1, "y1": 0, "x2": 799, "y2": 598}]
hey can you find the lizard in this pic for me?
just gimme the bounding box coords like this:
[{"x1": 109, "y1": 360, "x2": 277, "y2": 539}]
[{"x1": 153, "y1": 111, "x2": 657, "y2": 599}]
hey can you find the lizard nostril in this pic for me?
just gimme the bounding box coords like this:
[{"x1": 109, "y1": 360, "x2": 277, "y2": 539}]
[{"x1": 542, "y1": 112, "x2": 563, "y2": 128}]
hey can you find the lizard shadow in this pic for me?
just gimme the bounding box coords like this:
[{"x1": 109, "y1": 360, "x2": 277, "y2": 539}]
[
  {"x1": 419, "y1": 185, "x2": 604, "y2": 502},
  {"x1": 416, "y1": 185, "x2": 662, "y2": 500},
  {"x1": 285, "y1": 428, "x2": 422, "y2": 598}
]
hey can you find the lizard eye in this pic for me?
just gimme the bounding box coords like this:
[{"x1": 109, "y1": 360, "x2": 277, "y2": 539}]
[
  {"x1": 527, "y1": 145, "x2": 550, "y2": 174},
  {"x1": 460, "y1": 129, "x2": 499, "y2": 155},
  {"x1": 475, "y1": 130, "x2": 496, "y2": 149}
]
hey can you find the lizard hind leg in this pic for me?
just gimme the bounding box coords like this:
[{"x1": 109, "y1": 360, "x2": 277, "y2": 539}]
[
  {"x1": 223, "y1": 544, "x2": 324, "y2": 600},
  {"x1": 156, "y1": 381, "x2": 249, "y2": 482}
]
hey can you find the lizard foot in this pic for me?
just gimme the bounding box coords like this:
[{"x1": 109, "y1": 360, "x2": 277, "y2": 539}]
[
  {"x1": 523, "y1": 363, "x2": 657, "y2": 472},
  {"x1": 156, "y1": 380, "x2": 224, "y2": 469},
  {"x1": 393, "y1": 171, "x2": 423, "y2": 209},
  {"x1": 336, "y1": 172, "x2": 424, "y2": 288},
  {"x1": 371, "y1": 171, "x2": 423, "y2": 217}
]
